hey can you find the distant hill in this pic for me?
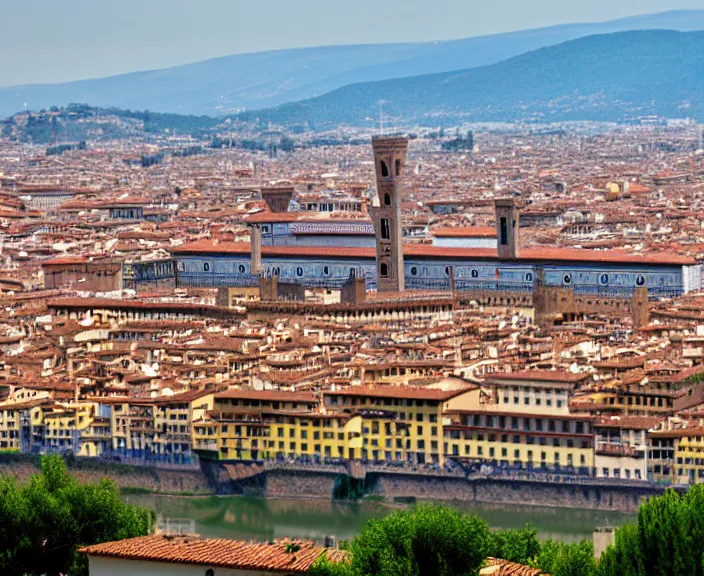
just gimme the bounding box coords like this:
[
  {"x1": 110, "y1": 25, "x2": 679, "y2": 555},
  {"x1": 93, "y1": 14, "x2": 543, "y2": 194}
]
[
  {"x1": 0, "y1": 10, "x2": 703, "y2": 118},
  {"x1": 0, "y1": 104, "x2": 221, "y2": 144},
  {"x1": 241, "y1": 30, "x2": 704, "y2": 128}
]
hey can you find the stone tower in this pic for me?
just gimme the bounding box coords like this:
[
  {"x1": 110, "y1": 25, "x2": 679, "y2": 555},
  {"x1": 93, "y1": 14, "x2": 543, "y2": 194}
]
[
  {"x1": 494, "y1": 197, "x2": 520, "y2": 260},
  {"x1": 371, "y1": 136, "x2": 408, "y2": 292}
]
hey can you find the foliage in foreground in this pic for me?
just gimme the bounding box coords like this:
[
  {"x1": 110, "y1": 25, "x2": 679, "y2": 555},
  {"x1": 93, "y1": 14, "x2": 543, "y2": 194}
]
[
  {"x1": 599, "y1": 484, "x2": 704, "y2": 576},
  {"x1": 309, "y1": 506, "x2": 590, "y2": 576},
  {"x1": 0, "y1": 455, "x2": 154, "y2": 576}
]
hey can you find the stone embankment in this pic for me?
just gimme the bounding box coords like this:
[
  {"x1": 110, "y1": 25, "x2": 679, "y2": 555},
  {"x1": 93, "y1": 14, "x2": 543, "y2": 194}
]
[
  {"x1": 0, "y1": 455, "x2": 668, "y2": 512},
  {"x1": 0, "y1": 455, "x2": 211, "y2": 495}
]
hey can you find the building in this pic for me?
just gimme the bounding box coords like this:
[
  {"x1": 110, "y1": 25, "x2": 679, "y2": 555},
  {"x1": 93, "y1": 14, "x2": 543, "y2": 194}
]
[{"x1": 80, "y1": 535, "x2": 345, "y2": 576}]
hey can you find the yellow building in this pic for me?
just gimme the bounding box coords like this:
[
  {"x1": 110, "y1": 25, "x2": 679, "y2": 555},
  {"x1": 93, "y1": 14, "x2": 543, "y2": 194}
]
[
  {"x1": 153, "y1": 390, "x2": 214, "y2": 465},
  {"x1": 650, "y1": 427, "x2": 704, "y2": 485},
  {"x1": 322, "y1": 386, "x2": 477, "y2": 465},
  {"x1": 193, "y1": 390, "x2": 317, "y2": 461},
  {"x1": 39, "y1": 402, "x2": 111, "y2": 457},
  {"x1": 443, "y1": 409, "x2": 594, "y2": 474}
]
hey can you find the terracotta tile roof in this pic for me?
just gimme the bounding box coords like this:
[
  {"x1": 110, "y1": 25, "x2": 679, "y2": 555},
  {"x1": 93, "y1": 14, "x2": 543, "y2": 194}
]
[
  {"x1": 170, "y1": 241, "x2": 695, "y2": 266},
  {"x1": 215, "y1": 389, "x2": 317, "y2": 403},
  {"x1": 431, "y1": 226, "x2": 498, "y2": 238},
  {"x1": 482, "y1": 557, "x2": 547, "y2": 576},
  {"x1": 487, "y1": 370, "x2": 590, "y2": 383},
  {"x1": 324, "y1": 385, "x2": 475, "y2": 401},
  {"x1": 80, "y1": 535, "x2": 344, "y2": 573}
]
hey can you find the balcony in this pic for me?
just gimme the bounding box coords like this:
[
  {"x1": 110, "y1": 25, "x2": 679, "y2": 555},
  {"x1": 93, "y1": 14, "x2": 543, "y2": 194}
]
[{"x1": 595, "y1": 442, "x2": 645, "y2": 458}]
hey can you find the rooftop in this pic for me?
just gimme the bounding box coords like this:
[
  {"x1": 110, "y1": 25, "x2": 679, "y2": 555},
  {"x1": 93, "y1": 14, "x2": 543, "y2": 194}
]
[{"x1": 80, "y1": 535, "x2": 344, "y2": 573}]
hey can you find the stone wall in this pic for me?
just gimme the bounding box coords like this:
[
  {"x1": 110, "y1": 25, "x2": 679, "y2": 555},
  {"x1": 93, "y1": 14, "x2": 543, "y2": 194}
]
[
  {"x1": 368, "y1": 473, "x2": 661, "y2": 513},
  {"x1": 0, "y1": 456, "x2": 211, "y2": 495}
]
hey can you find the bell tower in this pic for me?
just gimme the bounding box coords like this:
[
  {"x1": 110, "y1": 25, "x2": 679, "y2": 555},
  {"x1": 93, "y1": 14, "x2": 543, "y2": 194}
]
[
  {"x1": 371, "y1": 135, "x2": 408, "y2": 292},
  {"x1": 494, "y1": 197, "x2": 520, "y2": 260}
]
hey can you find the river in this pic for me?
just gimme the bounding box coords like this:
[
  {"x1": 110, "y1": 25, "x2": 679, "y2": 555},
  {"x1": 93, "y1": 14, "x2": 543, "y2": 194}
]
[{"x1": 125, "y1": 494, "x2": 635, "y2": 544}]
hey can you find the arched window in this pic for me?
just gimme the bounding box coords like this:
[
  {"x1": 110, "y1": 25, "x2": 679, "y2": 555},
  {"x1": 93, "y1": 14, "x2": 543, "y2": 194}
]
[
  {"x1": 410, "y1": 266, "x2": 418, "y2": 276},
  {"x1": 380, "y1": 262, "x2": 389, "y2": 277},
  {"x1": 599, "y1": 273, "x2": 609, "y2": 285},
  {"x1": 296, "y1": 266, "x2": 304, "y2": 277},
  {"x1": 395, "y1": 159, "x2": 402, "y2": 176},
  {"x1": 272, "y1": 266, "x2": 280, "y2": 276},
  {"x1": 203, "y1": 262, "x2": 210, "y2": 272},
  {"x1": 238, "y1": 264, "x2": 246, "y2": 274},
  {"x1": 380, "y1": 161, "x2": 389, "y2": 177},
  {"x1": 636, "y1": 275, "x2": 646, "y2": 287},
  {"x1": 323, "y1": 265, "x2": 330, "y2": 276},
  {"x1": 384, "y1": 193, "x2": 391, "y2": 206},
  {"x1": 563, "y1": 273, "x2": 572, "y2": 285},
  {"x1": 445, "y1": 266, "x2": 452, "y2": 277},
  {"x1": 206, "y1": 569, "x2": 215, "y2": 576}
]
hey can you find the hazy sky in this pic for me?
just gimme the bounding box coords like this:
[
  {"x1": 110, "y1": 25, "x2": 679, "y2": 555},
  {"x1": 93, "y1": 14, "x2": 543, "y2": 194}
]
[{"x1": 1, "y1": 0, "x2": 703, "y2": 87}]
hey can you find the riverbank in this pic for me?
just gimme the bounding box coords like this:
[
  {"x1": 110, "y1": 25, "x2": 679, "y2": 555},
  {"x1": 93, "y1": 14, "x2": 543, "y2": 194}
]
[
  {"x1": 125, "y1": 493, "x2": 636, "y2": 544},
  {"x1": 0, "y1": 454, "x2": 212, "y2": 495},
  {"x1": 0, "y1": 455, "x2": 667, "y2": 512}
]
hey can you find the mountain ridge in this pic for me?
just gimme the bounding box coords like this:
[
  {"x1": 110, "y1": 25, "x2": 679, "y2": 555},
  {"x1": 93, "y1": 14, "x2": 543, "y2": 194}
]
[
  {"x1": 239, "y1": 30, "x2": 704, "y2": 128},
  {"x1": 1, "y1": 9, "x2": 703, "y2": 119}
]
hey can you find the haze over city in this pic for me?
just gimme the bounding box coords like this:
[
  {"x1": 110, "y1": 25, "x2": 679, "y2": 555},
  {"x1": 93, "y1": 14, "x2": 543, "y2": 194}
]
[{"x1": 0, "y1": 0, "x2": 702, "y2": 85}]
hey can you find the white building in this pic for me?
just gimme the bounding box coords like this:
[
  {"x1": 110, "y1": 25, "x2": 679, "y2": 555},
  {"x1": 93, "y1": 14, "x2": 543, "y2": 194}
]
[{"x1": 80, "y1": 535, "x2": 345, "y2": 576}]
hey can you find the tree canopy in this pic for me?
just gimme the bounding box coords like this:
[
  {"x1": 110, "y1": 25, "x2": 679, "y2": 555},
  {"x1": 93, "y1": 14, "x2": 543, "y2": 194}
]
[{"x1": 0, "y1": 455, "x2": 154, "y2": 576}]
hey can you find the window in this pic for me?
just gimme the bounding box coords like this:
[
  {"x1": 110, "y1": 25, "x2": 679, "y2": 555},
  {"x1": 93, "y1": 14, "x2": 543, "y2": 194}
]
[
  {"x1": 323, "y1": 265, "x2": 330, "y2": 276},
  {"x1": 203, "y1": 262, "x2": 210, "y2": 272},
  {"x1": 395, "y1": 159, "x2": 402, "y2": 176},
  {"x1": 384, "y1": 193, "x2": 391, "y2": 206},
  {"x1": 410, "y1": 266, "x2": 418, "y2": 276},
  {"x1": 380, "y1": 262, "x2": 389, "y2": 277},
  {"x1": 380, "y1": 161, "x2": 389, "y2": 177},
  {"x1": 380, "y1": 218, "x2": 390, "y2": 239},
  {"x1": 296, "y1": 266, "x2": 303, "y2": 277},
  {"x1": 563, "y1": 273, "x2": 572, "y2": 285},
  {"x1": 206, "y1": 569, "x2": 215, "y2": 576},
  {"x1": 238, "y1": 264, "x2": 246, "y2": 274},
  {"x1": 636, "y1": 275, "x2": 646, "y2": 286},
  {"x1": 500, "y1": 217, "x2": 508, "y2": 245},
  {"x1": 600, "y1": 273, "x2": 609, "y2": 285}
]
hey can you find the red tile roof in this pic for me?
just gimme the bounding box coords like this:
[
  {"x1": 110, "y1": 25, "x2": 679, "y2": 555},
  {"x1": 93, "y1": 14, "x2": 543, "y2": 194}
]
[
  {"x1": 487, "y1": 370, "x2": 591, "y2": 383},
  {"x1": 432, "y1": 226, "x2": 497, "y2": 238},
  {"x1": 324, "y1": 385, "x2": 475, "y2": 401},
  {"x1": 215, "y1": 389, "x2": 317, "y2": 403},
  {"x1": 80, "y1": 535, "x2": 344, "y2": 573},
  {"x1": 170, "y1": 241, "x2": 695, "y2": 266},
  {"x1": 482, "y1": 557, "x2": 547, "y2": 576}
]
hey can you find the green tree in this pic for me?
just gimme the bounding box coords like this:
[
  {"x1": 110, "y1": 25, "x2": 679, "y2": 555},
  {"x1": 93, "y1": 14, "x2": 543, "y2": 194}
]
[
  {"x1": 311, "y1": 505, "x2": 491, "y2": 576},
  {"x1": 0, "y1": 455, "x2": 154, "y2": 576},
  {"x1": 597, "y1": 524, "x2": 645, "y2": 576},
  {"x1": 487, "y1": 525, "x2": 541, "y2": 565},
  {"x1": 534, "y1": 539, "x2": 597, "y2": 576}
]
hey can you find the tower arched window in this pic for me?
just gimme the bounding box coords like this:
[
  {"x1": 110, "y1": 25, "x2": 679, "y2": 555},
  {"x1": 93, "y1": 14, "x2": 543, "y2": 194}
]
[
  {"x1": 380, "y1": 262, "x2": 389, "y2": 277},
  {"x1": 395, "y1": 159, "x2": 402, "y2": 176},
  {"x1": 380, "y1": 161, "x2": 389, "y2": 177},
  {"x1": 384, "y1": 193, "x2": 391, "y2": 206},
  {"x1": 380, "y1": 218, "x2": 390, "y2": 240}
]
